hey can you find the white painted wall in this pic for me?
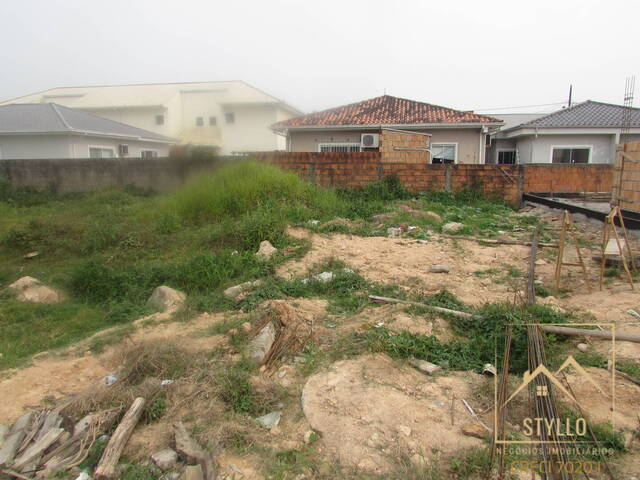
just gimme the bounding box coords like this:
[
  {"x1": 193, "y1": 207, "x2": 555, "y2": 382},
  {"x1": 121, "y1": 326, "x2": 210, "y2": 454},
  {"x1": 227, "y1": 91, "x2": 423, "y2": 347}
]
[
  {"x1": 0, "y1": 134, "x2": 170, "y2": 159},
  {"x1": 515, "y1": 134, "x2": 614, "y2": 164}
]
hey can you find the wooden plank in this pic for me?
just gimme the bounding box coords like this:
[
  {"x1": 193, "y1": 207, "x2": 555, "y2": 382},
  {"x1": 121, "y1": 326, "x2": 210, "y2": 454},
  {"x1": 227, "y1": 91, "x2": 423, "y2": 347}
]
[
  {"x1": 0, "y1": 413, "x2": 34, "y2": 468},
  {"x1": 94, "y1": 398, "x2": 146, "y2": 480},
  {"x1": 540, "y1": 325, "x2": 640, "y2": 343},
  {"x1": 174, "y1": 422, "x2": 218, "y2": 480},
  {"x1": 12, "y1": 427, "x2": 64, "y2": 471},
  {"x1": 368, "y1": 295, "x2": 482, "y2": 320}
]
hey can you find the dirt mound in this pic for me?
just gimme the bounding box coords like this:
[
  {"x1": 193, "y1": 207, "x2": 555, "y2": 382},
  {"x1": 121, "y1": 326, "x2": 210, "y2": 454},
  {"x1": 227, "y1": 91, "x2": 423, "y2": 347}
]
[
  {"x1": 301, "y1": 354, "x2": 487, "y2": 473},
  {"x1": 280, "y1": 227, "x2": 529, "y2": 305}
]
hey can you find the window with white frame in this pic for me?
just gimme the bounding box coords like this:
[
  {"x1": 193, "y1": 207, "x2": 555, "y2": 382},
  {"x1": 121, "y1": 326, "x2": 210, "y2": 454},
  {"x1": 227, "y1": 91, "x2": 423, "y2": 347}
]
[
  {"x1": 318, "y1": 143, "x2": 361, "y2": 153},
  {"x1": 89, "y1": 147, "x2": 115, "y2": 158},
  {"x1": 141, "y1": 150, "x2": 158, "y2": 159},
  {"x1": 551, "y1": 146, "x2": 590, "y2": 164},
  {"x1": 431, "y1": 143, "x2": 456, "y2": 164},
  {"x1": 497, "y1": 149, "x2": 517, "y2": 164}
]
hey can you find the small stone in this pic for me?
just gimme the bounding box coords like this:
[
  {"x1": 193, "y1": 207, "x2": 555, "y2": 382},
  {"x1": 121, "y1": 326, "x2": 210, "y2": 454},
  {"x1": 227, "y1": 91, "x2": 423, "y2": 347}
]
[
  {"x1": 104, "y1": 373, "x2": 118, "y2": 385},
  {"x1": 398, "y1": 425, "x2": 412, "y2": 437},
  {"x1": 248, "y1": 322, "x2": 276, "y2": 363},
  {"x1": 408, "y1": 358, "x2": 441, "y2": 375},
  {"x1": 428, "y1": 264, "x2": 450, "y2": 274},
  {"x1": 151, "y1": 448, "x2": 178, "y2": 471},
  {"x1": 160, "y1": 379, "x2": 174, "y2": 386},
  {"x1": 304, "y1": 430, "x2": 318, "y2": 444},
  {"x1": 442, "y1": 222, "x2": 464, "y2": 234},
  {"x1": 482, "y1": 364, "x2": 497, "y2": 376},
  {"x1": 241, "y1": 322, "x2": 252, "y2": 333},
  {"x1": 257, "y1": 411, "x2": 281, "y2": 429},
  {"x1": 534, "y1": 259, "x2": 547, "y2": 266},
  {"x1": 278, "y1": 369, "x2": 287, "y2": 378},
  {"x1": 256, "y1": 240, "x2": 277, "y2": 259},
  {"x1": 181, "y1": 465, "x2": 203, "y2": 480},
  {"x1": 223, "y1": 280, "x2": 263, "y2": 299},
  {"x1": 461, "y1": 423, "x2": 489, "y2": 439},
  {"x1": 387, "y1": 227, "x2": 402, "y2": 237},
  {"x1": 23, "y1": 251, "x2": 39, "y2": 259},
  {"x1": 228, "y1": 328, "x2": 238, "y2": 336},
  {"x1": 577, "y1": 343, "x2": 589, "y2": 352},
  {"x1": 147, "y1": 286, "x2": 186, "y2": 312}
]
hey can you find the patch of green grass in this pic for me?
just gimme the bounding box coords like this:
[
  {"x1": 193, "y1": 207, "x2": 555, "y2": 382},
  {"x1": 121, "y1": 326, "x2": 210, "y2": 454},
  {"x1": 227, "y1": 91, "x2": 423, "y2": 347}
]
[
  {"x1": 218, "y1": 357, "x2": 277, "y2": 416},
  {"x1": 448, "y1": 447, "x2": 493, "y2": 479},
  {"x1": 203, "y1": 317, "x2": 247, "y2": 336},
  {"x1": 264, "y1": 447, "x2": 318, "y2": 480},
  {"x1": 143, "y1": 394, "x2": 167, "y2": 423},
  {"x1": 120, "y1": 463, "x2": 162, "y2": 480}
]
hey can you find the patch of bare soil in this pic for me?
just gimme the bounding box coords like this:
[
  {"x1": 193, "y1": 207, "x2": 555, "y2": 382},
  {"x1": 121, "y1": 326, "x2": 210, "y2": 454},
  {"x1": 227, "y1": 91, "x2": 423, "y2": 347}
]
[
  {"x1": 279, "y1": 227, "x2": 530, "y2": 305},
  {"x1": 562, "y1": 367, "x2": 640, "y2": 430},
  {"x1": 301, "y1": 353, "x2": 489, "y2": 474}
]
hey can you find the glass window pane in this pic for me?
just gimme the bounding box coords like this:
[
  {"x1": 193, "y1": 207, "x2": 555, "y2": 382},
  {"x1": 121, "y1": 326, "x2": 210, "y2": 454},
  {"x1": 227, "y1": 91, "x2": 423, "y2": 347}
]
[
  {"x1": 571, "y1": 149, "x2": 589, "y2": 163},
  {"x1": 552, "y1": 148, "x2": 571, "y2": 164}
]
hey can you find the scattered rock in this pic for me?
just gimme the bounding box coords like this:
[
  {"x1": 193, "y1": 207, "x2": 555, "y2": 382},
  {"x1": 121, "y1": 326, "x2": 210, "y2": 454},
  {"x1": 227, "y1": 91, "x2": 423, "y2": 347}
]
[
  {"x1": 428, "y1": 264, "x2": 450, "y2": 274},
  {"x1": 23, "y1": 251, "x2": 39, "y2": 259},
  {"x1": 576, "y1": 343, "x2": 589, "y2": 352},
  {"x1": 482, "y1": 364, "x2": 497, "y2": 376},
  {"x1": 408, "y1": 357, "x2": 441, "y2": 375},
  {"x1": 161, "y1": 379, "x2": 174, "y2": 386},
  {"x1": 8, "y1": 276, "x2": 63, "y2": 304},
  {"x1": 461, "y1": 422, "x2": 489, "y2": 439},
  {"x1": 411, "y1": 210, "x2": 442, "y2": 222},
  {"x1": 304, "y1": 430, "x2": 318, "y2": 444},
  {"x1": 256, "y1": 240, "x2": 277, "y2": 259},
  {"x1": 442, "y1": 222, "x2": 464, "y2": 234},
  {"x1": 397, "y1": 425, "x2": 412, "y2": 437},
  {"x1": 151, "y1": 448, "x2": 178, "y2": 471},
  {"x1": 223, "y1": 280, "x2": 262, "y2": 299},
  {"x1": 147, "y1": 286, "x2": 186, "y2": 312},
  {"x1": 256, "y1": 411, "x2": 281, "y2": 429},
  {"x1": 534, "y1": 259, "x2": 547, "y2": 266},
  {"x1": 248, "y1": 322, "x2": 276, "y2": 363},
  {"x1": 104, "y1": 373, "x2": 118, "y2": 385},
  {"x1": 387, "y1": 227, "x2": 402, "y2": 237},
  {"x1": 241, "y1": 322, "x2": 252, "y2": 333},
  {"x1": 410, "y1": 453, "x2": 426, "y2": 467}
]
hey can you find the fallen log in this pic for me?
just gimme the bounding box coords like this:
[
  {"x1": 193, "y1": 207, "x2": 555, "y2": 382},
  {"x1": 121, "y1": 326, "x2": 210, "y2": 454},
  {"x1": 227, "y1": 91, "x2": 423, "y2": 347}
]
[
  {"x1": 540, "y1": 325, "x2": 640, "y2": 343},
  {"x1": 368, "y1": 295, "x2": 482, "y2": 320},
  {"x1": 94, "y1": 398, "x2": 146, "y2": 480},
  {"x1": 174, "y1": 422, "x2": 218, "y2": 480}
]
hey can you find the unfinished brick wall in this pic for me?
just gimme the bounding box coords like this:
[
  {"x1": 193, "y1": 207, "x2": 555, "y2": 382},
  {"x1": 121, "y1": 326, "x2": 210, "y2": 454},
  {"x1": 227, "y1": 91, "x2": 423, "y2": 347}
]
[
  {"x1": 379, "y1": 129, "x2": 430, "y2": 163},
  {"x1": 522, "y1": 164, "x2": 612, "y2": 193},
  {"x1": 257, "y1": 152, "x2": 613, "y2": 206}
]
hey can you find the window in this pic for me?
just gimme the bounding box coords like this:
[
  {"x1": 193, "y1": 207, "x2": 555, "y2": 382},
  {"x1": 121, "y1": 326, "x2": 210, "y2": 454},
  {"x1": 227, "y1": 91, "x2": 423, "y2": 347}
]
[
  {"x1": 431, "y1": 143, "x2": 457, "y2": 164},
  {"x1": 89, "y1": 147, "x2": 115, "y2": 158},
  {"x1": 551, "y1": 147, "x2": 590, "y2": 164},
  {"x1": 497, "y1": 150, "x2": 517, "y2": 165},
  {"x1": 209, "y1": 116, "x2": 217, "y2": 126},
  {"x1": 225, "y1": 112, "x2": 235, "y2": 124},
  {"x1": 196, "y1": 117, "x2": 204, "y2": 127},
  {"x1": 318, "y1": 143, "x2": 361, "y2": 153},
  {"x1": 155, "y1": 114, "x2": 164, "y2": 125},
  {"x1": 141, "y1": 150, "x2": 158, "y2": 159}
]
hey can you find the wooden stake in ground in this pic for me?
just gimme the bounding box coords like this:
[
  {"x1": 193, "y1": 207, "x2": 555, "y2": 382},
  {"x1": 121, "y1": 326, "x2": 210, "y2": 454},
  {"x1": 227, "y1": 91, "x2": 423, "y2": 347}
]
[
  {"x1": 554, "y1": 210, "x2": 591, "y2": 294},
  {"x1": 174, "y1": 422, "x2": 218, "y2": 480},
  {"x1": 94, "y1": 397, "x2": 146, "y2": 480},
  {"x1": 599, "y1": 206, "x2": 635, "y2": 291}
]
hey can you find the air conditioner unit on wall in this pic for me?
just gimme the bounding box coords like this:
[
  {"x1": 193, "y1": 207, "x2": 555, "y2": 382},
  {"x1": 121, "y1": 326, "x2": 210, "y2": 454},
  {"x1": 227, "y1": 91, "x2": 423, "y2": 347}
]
[
  {"x1": 118, "y1": 144, "x2": 129, "y2": 157},
  {"x1": 361, "y1": 133, "x2": 380, "y2": 149}
]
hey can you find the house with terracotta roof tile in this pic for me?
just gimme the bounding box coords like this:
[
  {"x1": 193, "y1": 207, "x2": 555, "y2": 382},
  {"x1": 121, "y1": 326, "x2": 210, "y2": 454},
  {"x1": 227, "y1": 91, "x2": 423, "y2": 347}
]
[{"x1": 271, "y1": 95, "x2": 503, "y2": 164}]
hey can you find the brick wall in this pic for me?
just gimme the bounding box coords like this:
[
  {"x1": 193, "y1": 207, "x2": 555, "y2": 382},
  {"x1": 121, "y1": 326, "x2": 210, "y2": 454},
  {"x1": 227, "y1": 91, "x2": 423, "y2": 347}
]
[
  {"x1": 379, "y1": 129, "x2": 430, "y2": 163},
  {"x1": 522, "y1": 164, "x2": 612, "y2": 193},
  {"x1": 258, "y1": 152, "x2": 613, "y2": 207}
]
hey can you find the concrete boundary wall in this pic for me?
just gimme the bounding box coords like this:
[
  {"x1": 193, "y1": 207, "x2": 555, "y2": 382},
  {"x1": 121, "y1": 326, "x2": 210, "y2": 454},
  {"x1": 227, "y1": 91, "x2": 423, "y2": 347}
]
[{"x1": 0, "y1": 157, "x2": 220, "y2": 193}]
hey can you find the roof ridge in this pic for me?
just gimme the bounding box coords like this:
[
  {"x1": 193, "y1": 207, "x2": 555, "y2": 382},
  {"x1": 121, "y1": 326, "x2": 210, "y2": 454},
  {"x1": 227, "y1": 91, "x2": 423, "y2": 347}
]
[
  {"x1": 521, "y1": 100, "x2": 590, "y2": 126},
  {"x1": 50, "y1": 103, "x2": 73, "y2": 131}
]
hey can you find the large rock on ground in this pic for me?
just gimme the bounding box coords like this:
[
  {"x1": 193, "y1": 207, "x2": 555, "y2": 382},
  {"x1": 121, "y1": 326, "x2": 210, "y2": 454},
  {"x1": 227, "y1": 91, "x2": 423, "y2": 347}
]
[
  {"x1": 147, "y1": 286, "x2": 186, "y2": 312},
  {"x1": 151, "y1": 448, "x2": 178, "y2": 471},
  {"x1": 8, "y1": 276, "x2": 63, "y2": 304},
  {"x1": 301, "y1": 354, "x2": 485, "y2": 473},
  {"x1": 441, "y1": 222, "x2": 464, "y2": 234},
  {"x1": 223, "y1": 280, "x2": 262, "y2": 299},
  {"x1": 256, "y1": 241, "x2": 277, "y2": 260}
]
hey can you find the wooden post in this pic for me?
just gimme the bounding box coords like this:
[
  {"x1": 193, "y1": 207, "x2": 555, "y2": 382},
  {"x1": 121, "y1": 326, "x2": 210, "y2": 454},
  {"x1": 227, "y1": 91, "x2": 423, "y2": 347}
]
[{"x1": 94, "y1": 398, "x2": 146, "y2": 480}]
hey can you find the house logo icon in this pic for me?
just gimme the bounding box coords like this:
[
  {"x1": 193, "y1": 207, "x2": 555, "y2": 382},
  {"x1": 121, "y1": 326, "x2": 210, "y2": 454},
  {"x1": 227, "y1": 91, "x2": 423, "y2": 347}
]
[{"x1": 504, "y1": 355, "x2": 608, "y2": 407}]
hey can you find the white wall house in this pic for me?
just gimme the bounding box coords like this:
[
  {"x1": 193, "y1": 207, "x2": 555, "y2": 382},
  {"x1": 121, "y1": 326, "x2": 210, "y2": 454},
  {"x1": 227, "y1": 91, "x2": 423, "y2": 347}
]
[
  {"x1": 487, "y1": 101, "x2": 640, "y2": 164},
  {"x1": 1, "y1": 81, "x2": 302, "y2": 155},
  {"x1": 0, "y1": 103, "x2": 175, "y2": 159}
]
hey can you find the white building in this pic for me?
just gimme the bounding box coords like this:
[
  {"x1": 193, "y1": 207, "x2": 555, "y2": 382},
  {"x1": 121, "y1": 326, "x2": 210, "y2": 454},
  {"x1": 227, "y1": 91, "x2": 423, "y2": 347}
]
[
  {"x1": 0, "y1": 103, "x2": 175, "y2": 159},
  {"x1": 1, "y1": 81, "x2": 302, "y2": 155}
]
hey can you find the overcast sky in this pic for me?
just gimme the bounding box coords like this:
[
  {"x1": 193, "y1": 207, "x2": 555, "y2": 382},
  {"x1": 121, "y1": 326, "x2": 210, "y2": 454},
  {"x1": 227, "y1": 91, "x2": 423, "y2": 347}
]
[{"x1": 1, "y1": 0, "x2": 638, "y2": 114}]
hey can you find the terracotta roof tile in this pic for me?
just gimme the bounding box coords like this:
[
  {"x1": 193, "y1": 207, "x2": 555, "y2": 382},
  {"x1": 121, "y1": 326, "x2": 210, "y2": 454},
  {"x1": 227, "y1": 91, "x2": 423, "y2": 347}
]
[{"x1": 273, "y1": 95, "x2": 501, "y2": 129}]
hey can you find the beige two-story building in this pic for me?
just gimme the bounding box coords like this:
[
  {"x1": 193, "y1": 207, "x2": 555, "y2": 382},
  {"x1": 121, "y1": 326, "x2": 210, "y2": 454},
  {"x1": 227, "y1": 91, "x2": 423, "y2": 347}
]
[
  {"x1": 272, "y1": 95, "x2": 502, "y2": 163},
  {"x1": 1, "y1": 81, "x2": 301, "y2": 154}
]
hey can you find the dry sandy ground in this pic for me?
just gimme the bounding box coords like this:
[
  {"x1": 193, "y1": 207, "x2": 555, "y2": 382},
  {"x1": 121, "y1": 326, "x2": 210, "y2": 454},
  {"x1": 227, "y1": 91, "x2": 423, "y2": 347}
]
[{"x1": 279, "y1": 227, "x2": 530, "y2": 305}]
